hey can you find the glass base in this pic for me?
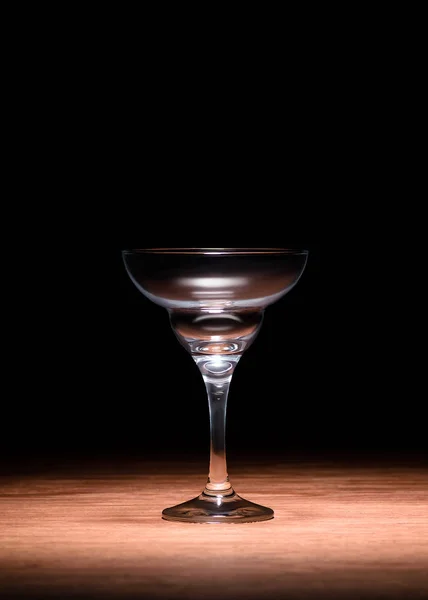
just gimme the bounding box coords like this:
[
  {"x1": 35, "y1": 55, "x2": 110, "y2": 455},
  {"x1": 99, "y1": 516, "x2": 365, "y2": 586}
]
[{"x1": 162, "y1": 489, "x2": 274, "y2": 523}]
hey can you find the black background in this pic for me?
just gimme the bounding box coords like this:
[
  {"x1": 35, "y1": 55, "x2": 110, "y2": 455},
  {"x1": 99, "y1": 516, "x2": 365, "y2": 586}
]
[{"x1": 3, "y1": 233, "x2": 425, "y2": 473}]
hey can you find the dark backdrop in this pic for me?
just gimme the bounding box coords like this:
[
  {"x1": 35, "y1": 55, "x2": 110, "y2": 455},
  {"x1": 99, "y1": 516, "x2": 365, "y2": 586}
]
[{"x1": 3, "y1": 241, "x2": 425, "y2": 471}]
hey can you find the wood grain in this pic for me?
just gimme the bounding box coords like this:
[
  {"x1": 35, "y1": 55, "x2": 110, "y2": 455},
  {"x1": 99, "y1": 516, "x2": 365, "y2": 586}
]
[{"x1": 1, "y1": 459, "x2": 427, "y2": 599}]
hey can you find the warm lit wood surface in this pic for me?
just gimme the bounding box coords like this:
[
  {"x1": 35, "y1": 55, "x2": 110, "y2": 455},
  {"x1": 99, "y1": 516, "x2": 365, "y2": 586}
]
[{"x1": 1, "y1": 460, "x2": 427, "y2": 599}]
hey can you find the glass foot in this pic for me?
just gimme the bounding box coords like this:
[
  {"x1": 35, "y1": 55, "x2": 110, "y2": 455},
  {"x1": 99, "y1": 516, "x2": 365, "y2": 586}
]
[{"x1": 162, "y1": 490, "x2": 274, "y2": 523}]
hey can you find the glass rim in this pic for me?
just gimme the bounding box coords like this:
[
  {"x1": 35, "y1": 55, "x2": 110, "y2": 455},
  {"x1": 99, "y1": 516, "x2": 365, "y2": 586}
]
[{"x1": 122, "y1": 247, "x2": 309, "y2": 255}]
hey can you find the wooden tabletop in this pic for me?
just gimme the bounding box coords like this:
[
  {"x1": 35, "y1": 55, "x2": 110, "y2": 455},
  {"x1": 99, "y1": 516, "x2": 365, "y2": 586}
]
[{"x1": 1, "y1": 458, "x2": 427, "y2": 599}]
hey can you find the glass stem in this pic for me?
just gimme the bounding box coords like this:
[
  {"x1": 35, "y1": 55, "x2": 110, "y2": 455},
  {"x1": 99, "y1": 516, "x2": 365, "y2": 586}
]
[
  {"x1": 194, "y1": 355, "x2": 240, "y2": 496},
  {"x1": 205, "y1": 378, "x2": 232, "y2": 495}
]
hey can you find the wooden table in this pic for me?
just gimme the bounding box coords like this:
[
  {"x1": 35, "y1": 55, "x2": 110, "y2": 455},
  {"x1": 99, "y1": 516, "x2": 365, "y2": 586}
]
[{"x1": 1, "y1": 459, "x2": 427, "y2": 599}]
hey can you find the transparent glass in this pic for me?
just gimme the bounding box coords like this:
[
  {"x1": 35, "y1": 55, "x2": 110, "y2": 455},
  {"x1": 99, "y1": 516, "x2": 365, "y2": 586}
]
[{"x1": 122, "y1": 248, "x2": 309, "y2": 523}]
